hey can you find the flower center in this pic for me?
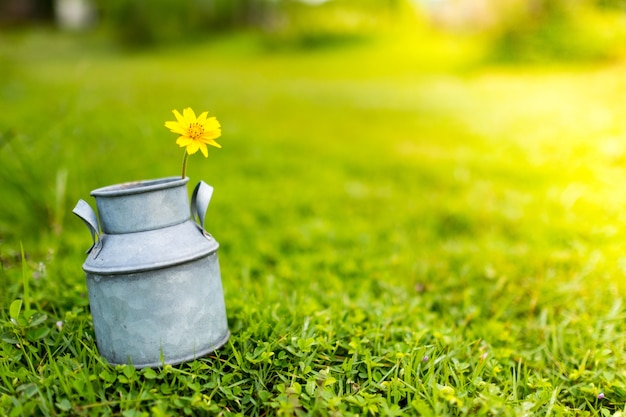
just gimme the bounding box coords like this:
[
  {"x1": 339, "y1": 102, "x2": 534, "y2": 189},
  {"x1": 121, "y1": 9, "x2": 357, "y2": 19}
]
[{"x1": 188, "y1": 123, "x2": 205, "y2": 140}]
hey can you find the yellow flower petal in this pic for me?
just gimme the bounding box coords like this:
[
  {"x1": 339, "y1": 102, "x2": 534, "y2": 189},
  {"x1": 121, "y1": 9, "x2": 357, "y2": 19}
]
[
  {"x1": 203, "y1": 117, "x2": 221, "y2": 130},
  {"x1": 176, "y1": 136, "x2": 193, "y2": 147},
  {"x1": 207, "y1": 140, "x2": 222, "y2": 149},
  {"x1": 172, "y1": 109, "x2": 186, "y2": 126},
  {"x1": 197, "y1": 111, "x2": 208, "y2": 124},
  {"x1": 205, "y1": 129, "x2": 222, "y2": 141},
  {"x1": 165, "y1": 121, "x2": 187, "y2": 135},
  {"x1": 199, "y1": 143, "x2": 209, "y2": 158},
  {"x1": 187, "y1": 141, "x2": 200, "y2": 154},
  {"x1": 183, "y1": 107, "x2": 196, "y2": 124}
]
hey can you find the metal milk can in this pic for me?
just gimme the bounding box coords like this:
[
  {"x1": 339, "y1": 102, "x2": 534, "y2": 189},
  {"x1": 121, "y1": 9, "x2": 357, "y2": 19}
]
[{"x1": 72, "y1": 176, "x2": 229, "y2": 368}]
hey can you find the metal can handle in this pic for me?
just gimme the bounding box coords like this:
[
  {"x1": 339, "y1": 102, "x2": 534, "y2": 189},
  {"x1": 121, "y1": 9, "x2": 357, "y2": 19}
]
[
  {"x1": 191, "y1": 181, "x2": 213, "y2": 232},
  {"x1": 72, "y1": 199, "x2": 101, "y2": 254}
]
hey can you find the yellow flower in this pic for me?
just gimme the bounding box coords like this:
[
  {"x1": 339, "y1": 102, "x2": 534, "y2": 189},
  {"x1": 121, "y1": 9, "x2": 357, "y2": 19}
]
[{"x1": 165, "y1": 107, "x2": 222, "y2": 158}]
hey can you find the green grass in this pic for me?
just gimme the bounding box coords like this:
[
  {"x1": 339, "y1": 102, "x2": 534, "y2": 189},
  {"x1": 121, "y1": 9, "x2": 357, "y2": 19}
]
[{"x1": 1, "y1": 26, "x2": 626, "y2": 416}]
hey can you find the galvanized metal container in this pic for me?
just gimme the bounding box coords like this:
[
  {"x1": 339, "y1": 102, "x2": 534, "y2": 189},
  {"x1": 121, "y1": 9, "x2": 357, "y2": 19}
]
[{"x1": 73, "y1": 176, "x2": 229, "y2": 368}]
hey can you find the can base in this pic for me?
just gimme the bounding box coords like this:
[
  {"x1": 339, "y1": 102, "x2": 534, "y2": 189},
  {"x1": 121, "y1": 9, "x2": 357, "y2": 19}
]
[{"x1": 105, "y1": 330, "x2": 231, "y2": 369}]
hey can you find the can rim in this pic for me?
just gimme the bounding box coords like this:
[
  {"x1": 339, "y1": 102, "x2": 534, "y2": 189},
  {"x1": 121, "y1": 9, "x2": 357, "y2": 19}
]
[{"x1": 90, "y1": 176, "x2": 189, "y2": 197}]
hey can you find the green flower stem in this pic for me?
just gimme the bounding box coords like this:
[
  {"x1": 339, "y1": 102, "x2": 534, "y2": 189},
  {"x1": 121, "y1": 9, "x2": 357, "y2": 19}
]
[{"x1": 181, "y1": 150, "x2": 189, "y2": 179}]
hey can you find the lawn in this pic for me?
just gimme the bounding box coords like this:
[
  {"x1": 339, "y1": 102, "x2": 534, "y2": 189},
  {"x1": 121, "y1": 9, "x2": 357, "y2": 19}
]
[{"x1": 1, "y1": 26, "x2": 626, "y2": 416}]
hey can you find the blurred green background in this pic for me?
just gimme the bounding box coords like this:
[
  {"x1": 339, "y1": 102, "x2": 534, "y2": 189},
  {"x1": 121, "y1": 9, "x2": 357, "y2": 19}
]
[
  {"x1": 2, "y1": 0, "x2": 626, "y2": 250},
  {"x1": 3, "y1": 0, "x2": 626, "y2": 306}
]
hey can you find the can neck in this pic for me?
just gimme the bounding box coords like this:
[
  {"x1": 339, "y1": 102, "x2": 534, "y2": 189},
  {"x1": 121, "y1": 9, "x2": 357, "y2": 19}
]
[{"x1": 92, "y1": 177, "x2": 191, "y2": 234}]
